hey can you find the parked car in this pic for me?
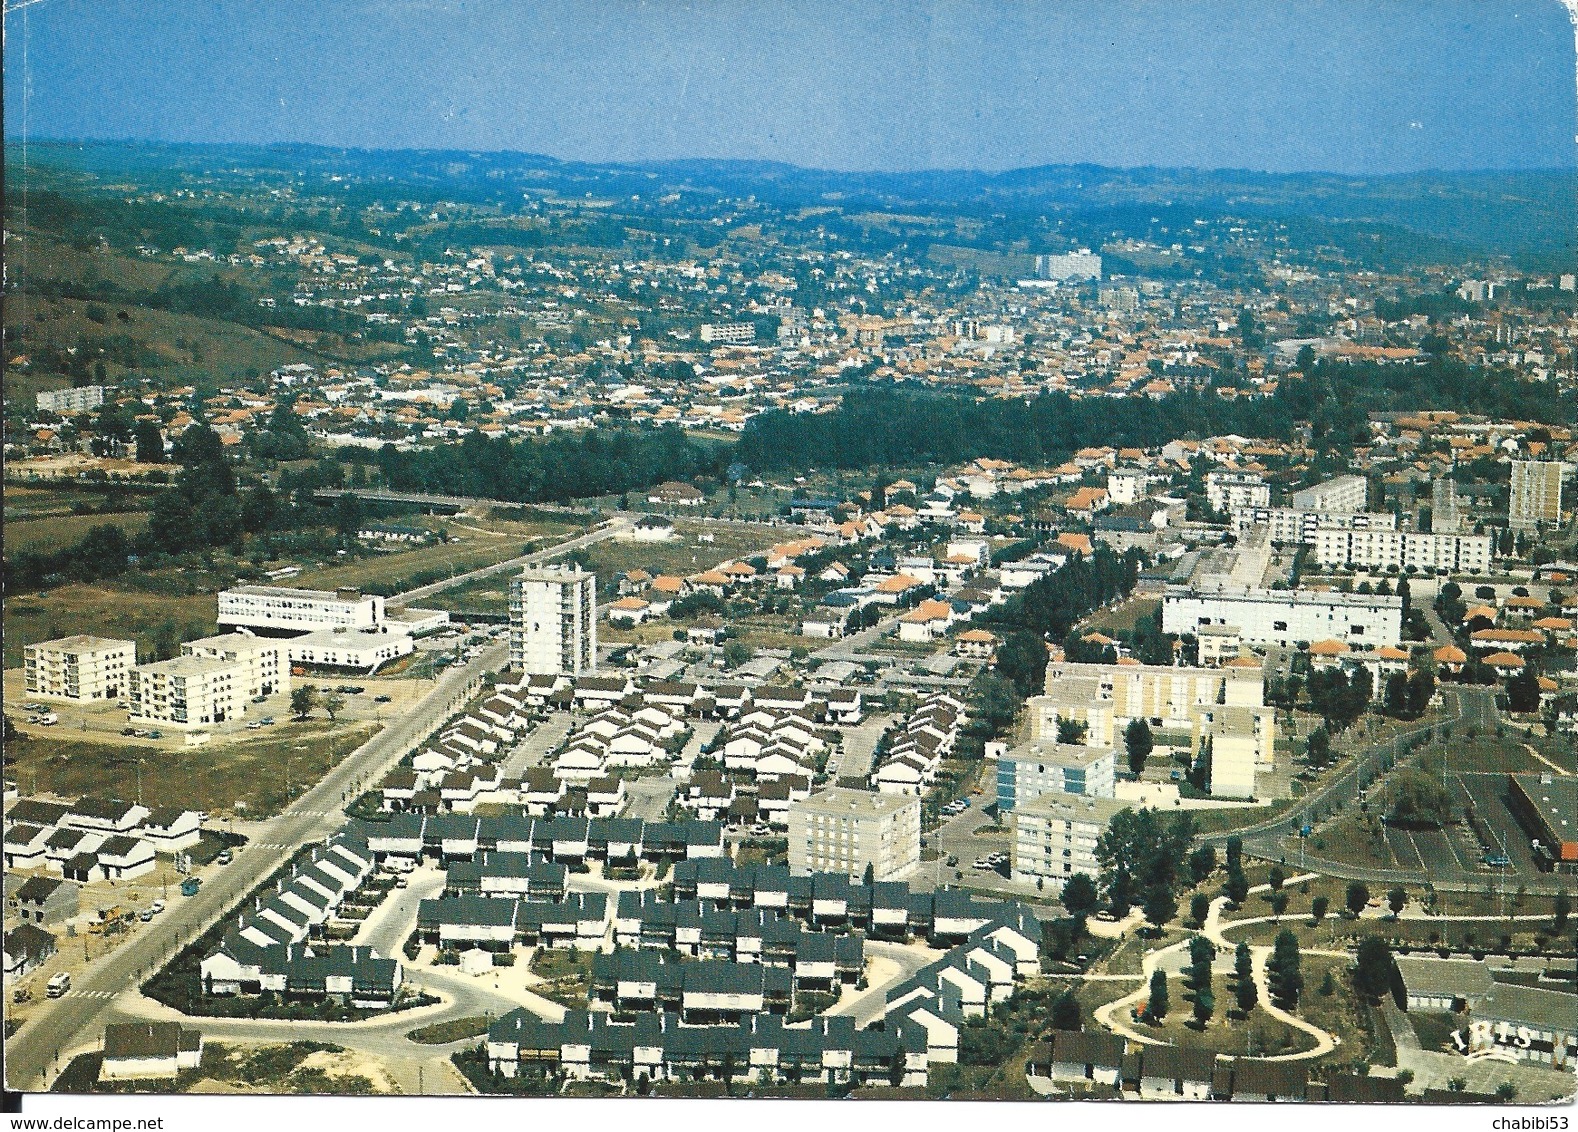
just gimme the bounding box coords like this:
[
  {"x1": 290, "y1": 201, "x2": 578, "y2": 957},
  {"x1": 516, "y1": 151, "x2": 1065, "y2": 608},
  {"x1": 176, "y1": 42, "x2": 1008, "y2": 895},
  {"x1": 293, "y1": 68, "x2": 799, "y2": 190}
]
[
  {"x1": 215, "y1": 849, "x2": 233, "y2": 866},
  {"x1": 259, "y1": 717, "x2": 275, "y2": 726},
  {"x1": 139, "y1": 908, "x2": 155, "y2": 922},
  {"x1": 150, "y1": 900, "x2": 165, "y2": 915},
  {"x1": 1482, "y1": 853, "x2": 1511, "y2": 868},
  {"x1": 247, "y1": 722, "x2": 263, "y2": 731},
  {"x1": 374, "y1": 694, "x2": 392, "y2": 704},
  {"x1": 46, "y1": 973, "x2": 71, "y2": 998}
]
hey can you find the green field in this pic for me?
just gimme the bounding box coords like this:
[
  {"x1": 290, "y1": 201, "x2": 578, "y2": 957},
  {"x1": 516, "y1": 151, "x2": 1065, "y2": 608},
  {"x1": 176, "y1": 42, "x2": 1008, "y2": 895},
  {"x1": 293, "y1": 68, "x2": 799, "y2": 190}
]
[
  {"x1": 3, "y1": 721, "x2": 377, "y2": 818},
  {"x1": 5, "y1": 510, "x2": 151, "y2": 553},
  {"x1": 3, "y1": 583, "x2": 218, "y2": 668}
]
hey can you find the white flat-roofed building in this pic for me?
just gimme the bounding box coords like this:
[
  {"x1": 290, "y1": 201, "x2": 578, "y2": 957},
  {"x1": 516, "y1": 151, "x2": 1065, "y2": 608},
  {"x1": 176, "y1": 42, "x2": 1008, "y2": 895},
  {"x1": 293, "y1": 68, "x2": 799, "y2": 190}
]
[
  {"x1": 1010, "y1": 793, "x2": 1131, "y2": 890},
  {"x1": 37, "y1": 385, "x2": 106, "y2": 413},
  {"x1": 1291, "y1": 474, "x2": 1368, "y2": 514},
  {"x1": 1034, "y1": 250, "x2": 1101, "y2": 282},
  {"x1": 1162, "y1": 585, "x2": 1402, "y2": 647},
  {"x1": 995, "y1": 740, "x2": 1116, "y2": 812},
  {"x1": 1205, "y1": 472, "x2": 1269, "y2": 513},
  {"x1": 24, "y1": 635, "x2": 137, "y2": 702},
  {"x1": 180, "y1": 632, "x2": 288, "y2": 699},
  {"x1": 1310, "y1": 528, "x2": 1493, "y2": 574},
  {"x1": 699, "y1": 322, "x2": 756, "y2": 345},
  {"x1": 285, "y1": 627, "x2": 413, "y2": 673},
  {"x1": 129, "y1": 655, "x2": 245, "y2": 730},
  {"x1": 787, "y1": 787, "x2": 920, "y2": 881},
  {"x1": 1230, "y1": 505, "x2": 1397, "y2": 545},
  {"x1": 509, "y1": 566, "x2": 597, "y2": 677},
  {"x1": 217, "y1": 585, "x2": 384, "y2": 635}
]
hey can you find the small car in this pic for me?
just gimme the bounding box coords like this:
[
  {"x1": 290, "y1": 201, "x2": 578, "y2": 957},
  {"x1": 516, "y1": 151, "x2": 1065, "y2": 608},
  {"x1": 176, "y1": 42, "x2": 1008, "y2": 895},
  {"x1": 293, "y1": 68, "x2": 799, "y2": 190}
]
[
  {"x1": 374, "y1": 694, "x2": 392, "y2": 703},
  {"x1": 215, "y1": 849, "x2": 233, "y2": 866},
  {"x1": 139, "y1": 908, "x2": 155, "y2": 922},
  {"x1": 247, "y1": 722, "x2": 263, "y2": 730}
]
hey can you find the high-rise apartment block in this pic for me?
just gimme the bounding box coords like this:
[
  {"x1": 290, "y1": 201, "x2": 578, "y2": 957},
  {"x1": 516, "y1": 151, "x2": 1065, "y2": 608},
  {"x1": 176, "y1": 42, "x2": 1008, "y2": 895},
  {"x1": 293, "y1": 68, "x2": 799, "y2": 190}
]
[
  {"x1": 787, "y1": 788, "x2": 920, "y2": 880},
  {"x1": 509, "y1": 566, "x2": 597, "y2": 676},
  {"x1": 1509, "y1": 460, "x2": 1566, "y2": 531}
]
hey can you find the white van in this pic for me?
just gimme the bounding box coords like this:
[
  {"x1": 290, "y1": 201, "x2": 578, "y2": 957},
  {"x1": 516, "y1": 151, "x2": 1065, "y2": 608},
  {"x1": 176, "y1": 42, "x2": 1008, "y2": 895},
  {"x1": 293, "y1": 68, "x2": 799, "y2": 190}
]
[{"x1": 46, "y1": 972, "x2": 71, "y2": 998}]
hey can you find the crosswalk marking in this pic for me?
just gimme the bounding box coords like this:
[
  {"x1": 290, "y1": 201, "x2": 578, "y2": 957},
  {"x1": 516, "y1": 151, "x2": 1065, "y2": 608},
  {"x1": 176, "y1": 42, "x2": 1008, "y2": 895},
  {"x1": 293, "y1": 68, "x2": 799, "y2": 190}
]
[{"x1": 67, "y1": 990, "x2": 117, "y2": 1000}]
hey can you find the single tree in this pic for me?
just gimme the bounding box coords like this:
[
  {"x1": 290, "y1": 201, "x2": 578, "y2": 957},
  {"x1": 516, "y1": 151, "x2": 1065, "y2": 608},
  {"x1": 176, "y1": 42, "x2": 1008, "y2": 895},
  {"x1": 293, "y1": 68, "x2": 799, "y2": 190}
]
[
  {"x1": 1553, "y1": 890, "x2": 1571, "y2": 933},
  {"x1": 1192, "y1": 989, "x2": 1215, "y2": 1028},
  {"x1": 1056, "y1": 716, "x2": 1089, "y2": 745},
  {"x1": 1187, "y1": 844, "x2": 1217, "y2": 884},
  {"x1": 1268, "y1": 865, "x2": 1287, "y2": 891},
  {"x1": 1124, "y1": 718, "x2": 1154, "y2": 777},
  {"x1": 1189, "y1": 892, "x2": 1211, "y2": 927},
  {"x1": 1311, "y1": 895, "x2": 1330, "y2": 924},
  {"x1": 1234, "y1": 942, "x2": 1259, "y2": 1014},
  {"x1": 1495, "y1": 1082, "x2": 1518, "y2": 1103},
  {"x1": 1224, "y1": 866, "x2": 1250, "y2": 908},
  {"x1": 1060, "y1": 873, "x2": 1099, "y2": 919},
  {"x1": 1147, "y1": 969, "x2": 1169, "y2": 1022},
  {"x1": 862, "y1": 861, "x2": 875, "y2": 887},
  {"x1": 1143, "y1": 886, "x2": 1177, "y2": 933},
  {"x1": 1345, "y1": 880, "x2": 1370, "y2": 919},
  {"x1": 1050, "y1": 990, "x2": 1082, "y2": 1032},
  {"x1": 1387, "y1": 886, "x2": 1407, "y2": 919},
  {"x1": 1352, "y1": 936, "x2": 1396, "y2": 1005},
  {"x1": 321, "y1": 693, "x2": 346, "y2": 723},
  {"x1": 290, "y1": 684, "x2": 318, "y2": 721},
  {"x1": 1225, "y1": 835, "x2": 1243, "y2": 874},
  {"x1": 1267, "y1": 930, "x2": 1303, "y2": 1009},
  {"x1": 1270, "y1": 891, "x2": 1289, "y2": 919}
]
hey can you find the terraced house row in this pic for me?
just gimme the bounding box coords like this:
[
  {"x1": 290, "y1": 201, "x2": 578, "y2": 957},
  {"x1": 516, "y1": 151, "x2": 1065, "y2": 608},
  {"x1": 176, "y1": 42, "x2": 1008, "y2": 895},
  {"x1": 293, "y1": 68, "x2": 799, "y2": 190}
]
[
  {"x1": 349, "y1": 813, "x2": 728, "y2": 865},
  {"x1": 486, "y1": 1009, "x2": 931, "y2": 1087},
  {"x1": 200, "y1": 831, "x2": 405, "y2": 1005}
]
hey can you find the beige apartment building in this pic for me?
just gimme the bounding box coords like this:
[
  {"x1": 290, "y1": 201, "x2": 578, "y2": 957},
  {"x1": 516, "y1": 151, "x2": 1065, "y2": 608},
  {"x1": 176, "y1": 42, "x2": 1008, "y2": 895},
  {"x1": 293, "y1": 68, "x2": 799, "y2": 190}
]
[
  {"x1": 24, "y1": 635, "x2": 138, "y2": 702},
  {"x1": 180, "y1": 632, "x2": 289, "y2": 699},
  {"x1": 787, "y1": 787, "x2": 920, "y2": 881},
  {"x1": 1509, "y1": 459, "x2": 1566, "y2": 531},
  {"x1": 1029, "y1": 659, "x2": 1273, "y2": 798},
  {"x1": 1009, "y1": 792, "x2": 1131, "y2": 890},
  {"x1": 128, "y1": 655, "x2": 246, "y2": 730}
]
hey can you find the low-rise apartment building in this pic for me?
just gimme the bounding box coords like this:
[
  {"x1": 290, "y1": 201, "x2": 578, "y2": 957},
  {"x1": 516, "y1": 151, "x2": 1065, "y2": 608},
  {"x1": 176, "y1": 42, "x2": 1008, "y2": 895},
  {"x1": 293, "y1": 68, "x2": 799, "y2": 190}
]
[
  {"x1": 787, "y1": 788, "x2": 920, "y2": 881},
  {"x1": 1009, "y1": 793, "x2": 1132, "y2": 890},
  {"x1": 1161, "y1": 585, "x2": 1403, "y2": 647},
  {"x1": 995, "y1": 740, "x2": 1116, "y2": 812},
  {"x1": 217, "y1": 585, "x2": 385, "y2": 634},
  {"x1": 24, "y1": 635, "x2": 137, "y2": 702},
  {"x1": 128, "y1": 655, "x2": 245, "y2": 730},
  {"x1": 181, "y1": 632, "x2": 289, "y2": 698}
]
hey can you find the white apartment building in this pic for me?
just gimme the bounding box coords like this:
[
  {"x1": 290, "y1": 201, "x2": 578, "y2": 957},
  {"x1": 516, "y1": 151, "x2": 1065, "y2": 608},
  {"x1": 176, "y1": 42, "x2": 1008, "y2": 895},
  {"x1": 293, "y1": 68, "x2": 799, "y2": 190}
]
[
  {"x1": 1198, "y1": 704, "x2": 1268, "y2": 799},
  {"x1": 699, "y1": 322, "x2": 756, "y2": 345},
  {"x1": 1034, "y1": 251, "x2": 1102, "y2": 282},
  {"x1": 1162, "y1": 585, "x2": 1402, "y2": 647},
  {"x1": 1230, "y1": 506, "x2": 1397, "y2": 545},
  {"x1": 509, "y1": 566, "x2": 597, "y2": 677},
  {"x1": 1107, "y1": 467, "x2": 1162, "y2": 506},
  {"x1": 285, "y1": 627, "x2": 413, "y2": 673},
  {"x1": 24, "y1": 635, "x2": 137, "y2": 702},
  {"x1": 1205, "y1": 472, "x2": 1269, "y2": 513},
  {"x1": 36, "y1": 385, "x2": 106, "y2": 413},
  {"x1": 1509, "y1": 460, "x2": 1566, "y2": 531},
  {"x1": 181, "y1": 632, "x2": 288, "y2": 698},
  {"x1": 1311, "y1": 528, "x2": 1493, "y2": 573},
  {"x1": 1291, "y1": 474, "x2": 1368, "y2": 514},
  {"x1": 217, "y1": 586, "x2": 384, "y2": 634},
  {"x1": 994, "y1": 741, "x2": 1116, "y2": 812},
  {"x1": 129, "y1": 656, "x2": 245, "y2": 730},
  {"x1": 787, "y1": 788, "x2": 920, "y2": 881},
  {"x1": 1009, "y1": 793, "x2": 1131, "y2": 890}
]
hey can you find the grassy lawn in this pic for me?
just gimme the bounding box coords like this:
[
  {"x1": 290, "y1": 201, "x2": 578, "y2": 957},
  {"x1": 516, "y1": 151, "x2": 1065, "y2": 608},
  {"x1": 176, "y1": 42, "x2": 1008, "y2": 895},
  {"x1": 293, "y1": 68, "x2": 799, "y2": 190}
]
[
  {"x1": 3, "y1": 722, "x2": 376, "y2": 817},
  {"x1": 528, "y1": 947, "x2": 593, "y2": 1007},
  {"x1": 286, "y1": 519, "x2": 580, "y2": 596},
  {"x1": 4, "y1": 510, "x2": 151, "y2": 553},
  {"x1": 1133, "y1": 993, "x2": 1312, "y2": 1058},
  {"x1": 566, "y1": 521, "x2": 779, "y2": 599},
  {"x1": 407, "y1": 1016, "x2": 492, "y2": 1045},
  {"x1": 1079, "y1": 597, "x2": 1161, "y2": 636},
  {"x1": 1406, "y1": 1011, "x2": 1462, "y2": 1055},
  {"x1": 1296, "y1": 956, "x2": 1394, "y2": 1067},
  {"x1": 3, "y1": 583, "x2": 218, "y2": 668}
]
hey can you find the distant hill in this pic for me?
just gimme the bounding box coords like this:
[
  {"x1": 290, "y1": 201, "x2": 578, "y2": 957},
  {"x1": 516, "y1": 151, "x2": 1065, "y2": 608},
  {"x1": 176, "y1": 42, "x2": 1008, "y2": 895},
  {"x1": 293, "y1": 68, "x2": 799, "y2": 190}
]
[{"x1": 6, "y1": 139, "x2": 1574, "y2": 268}]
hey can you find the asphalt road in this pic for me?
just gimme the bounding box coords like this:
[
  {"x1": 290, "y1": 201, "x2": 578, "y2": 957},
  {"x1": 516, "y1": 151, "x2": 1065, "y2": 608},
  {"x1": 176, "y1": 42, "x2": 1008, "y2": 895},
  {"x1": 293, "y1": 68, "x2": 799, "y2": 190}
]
[
  {"x1": 5, "y1": 641, "x2": 507, "y2": 1093},
  {"x1": 393, "y1": 518, "x2": 630, "y2": 605}
]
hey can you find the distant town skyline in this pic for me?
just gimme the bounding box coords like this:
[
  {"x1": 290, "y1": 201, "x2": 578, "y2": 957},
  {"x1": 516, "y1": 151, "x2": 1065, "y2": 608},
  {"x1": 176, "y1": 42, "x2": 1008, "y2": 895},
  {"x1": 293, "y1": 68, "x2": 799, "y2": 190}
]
[{"x1": 3, "y1": 0, "x2": 1574, "y2": 175}]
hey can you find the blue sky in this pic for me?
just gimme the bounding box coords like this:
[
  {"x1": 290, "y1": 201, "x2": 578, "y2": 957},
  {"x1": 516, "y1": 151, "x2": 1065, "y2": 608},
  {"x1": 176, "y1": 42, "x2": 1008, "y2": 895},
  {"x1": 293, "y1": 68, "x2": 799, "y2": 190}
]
[{"x1": 4, "y1": 0, "x2": 1574, "y2": 174}]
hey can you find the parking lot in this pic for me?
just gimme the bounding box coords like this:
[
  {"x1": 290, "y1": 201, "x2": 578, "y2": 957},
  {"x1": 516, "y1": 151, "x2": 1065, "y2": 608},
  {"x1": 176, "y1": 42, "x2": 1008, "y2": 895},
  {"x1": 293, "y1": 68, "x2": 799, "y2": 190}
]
[{"x1": 1451, "y1": 771, "x2": 1547, "y2": 879}]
